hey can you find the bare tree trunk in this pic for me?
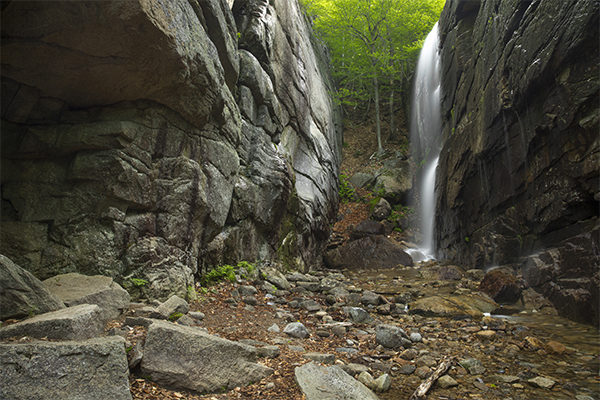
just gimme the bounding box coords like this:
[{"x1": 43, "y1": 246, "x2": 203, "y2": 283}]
[
  {"x1": 374, "y1": 76, "x2": 382, "y2": 153},
  {"x1": 388, "y1": 77, "x2": 396, "y2": 141}
]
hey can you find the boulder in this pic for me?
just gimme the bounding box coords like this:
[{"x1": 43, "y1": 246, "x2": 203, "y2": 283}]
[
  {"x1": 324, "y1": 235, "x2": 413, "y2": 270},
  {"x1": 156, "y1": 295, "x2": 189, "y2": 319},
  {"x1": 373, "y1": 159, "x2": 413, "y2": 205},
  {"x1": 141, "y1": 320, "x2": 273, "y2": 393},
  {"x1": 349, "y1": 172, "x2": 375, "y2": 189},
  {"x1": 409, "y1": 294, "x2": 498, "y2": 318},
  {"x1": 295, "y1": 362, "x2": 380, "y2": 400},
  {"x1": 0, "y1": 254, "x2": 64, "y2": 320},
  {"x1": 0, "y1": 336, "x2": 131, "y2": 400},
  {"x1": 43, "y1": 272, "x2": 129, "y2": 321},
  {"x1": 375, "y1": 324, "x2": 411, "y2": 349},
  {"x1": 370, "y1": 198, "x2": 392, "y2": 221},
  {"x1": 283, "y1": 322, "x2": 310, "y2": 339},
  {"x1": 478, "y1": 270, "x2": 522, "y2": 304},
  {"x1": 260, "y1": 266, "x2": 291, "y2": 290},
  {"x1": 350, "y1": 220, "x2": 386, "y2": 241},
  {"x1": 0, "y1": 304, "x2": 105, "y2": 341}
]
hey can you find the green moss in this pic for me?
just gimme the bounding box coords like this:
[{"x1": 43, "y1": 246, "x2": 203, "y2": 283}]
[{"x1": 168, "y1": 312, "x2": 183, "y2": 322}]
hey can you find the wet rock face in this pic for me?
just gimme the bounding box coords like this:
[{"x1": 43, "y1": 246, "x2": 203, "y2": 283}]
[
  {"x1": 1, "y1": 0, "x2": 341, "y2": 294},
  {"x1": 437, "y1": 0, "x2": 599, "y2": 324}
]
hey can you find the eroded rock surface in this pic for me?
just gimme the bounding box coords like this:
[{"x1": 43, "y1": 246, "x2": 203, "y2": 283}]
[
  {"x1": 0, "y1": 336, "x2": 131, "y2": 400},
  {"x1": 1, "y1": 0, "x2": 341, "y2": 299},
  {"x1": 437, "y1": 0, "x2": 599, "y2": 325},
  {"x1": 141, "y1": 320, "x2": 273, "y2": 393}
]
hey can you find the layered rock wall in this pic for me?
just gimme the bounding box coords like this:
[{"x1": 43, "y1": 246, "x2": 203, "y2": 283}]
[
  {"x1": 1, "y1": 0, "x2": 341, "y2": 301},
  {"x1": 437, "y1": 0, "x2": 599, "y2": 324}
]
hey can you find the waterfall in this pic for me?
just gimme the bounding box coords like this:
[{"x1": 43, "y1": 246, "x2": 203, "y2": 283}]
[{"x1": 409, "y1": 23, "x2": 442, "y2": 262}]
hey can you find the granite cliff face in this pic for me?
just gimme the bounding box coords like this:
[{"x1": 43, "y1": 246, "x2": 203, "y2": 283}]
[
  {"x1": 1, "y1": 0, "x2": 341, "y2": 301},
  {"x1": 436, "y1": 0, "x2": 599, "y2": 324}
]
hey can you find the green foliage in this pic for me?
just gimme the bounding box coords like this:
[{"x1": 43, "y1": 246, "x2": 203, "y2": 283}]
[
  {"x1": 129, "y1": 278, "x2": 148, "y2": 287},
  {"x1": 201, "y1": 265, "x2": 236, "y2": 286},
  {"x1": 28, "y1": 305, "x2": 38, "y2": 318},
  {"x1": 168, "y1": 312, "x2": 183, "y2": 322},
  {"x1": 305, "y1": 0, "x2": 444, "y2": 109},
  {"x1": 464, "y1": 236, "x2": 470, "y2": 243},
  {"x1": 339, "y1": 173, "x2": 356, "y2": 203},
  {"x1": 387, "y1": 204, "x2": 412, "y2": 224},
  {"x1": 201, "y1": 261, "x2": 258, "y2": 286}
]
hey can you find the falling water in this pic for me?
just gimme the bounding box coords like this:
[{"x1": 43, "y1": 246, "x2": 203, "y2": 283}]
[{"x1": 409, "y1": 23, "x2": 442, "y2": 262}]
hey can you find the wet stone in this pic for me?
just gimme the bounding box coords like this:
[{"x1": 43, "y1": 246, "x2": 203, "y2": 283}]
[{"x1": 438, "y1": 375, "x2": 459, "y2": 388}]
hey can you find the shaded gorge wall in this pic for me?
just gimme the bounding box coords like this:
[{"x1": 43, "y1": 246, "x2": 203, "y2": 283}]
[
  {"x1": 0, "y1": 0, "x2": 342, "y2": 301},
  {"x1": 436, "y1": 0, "x2": 599, "y2": 325}
]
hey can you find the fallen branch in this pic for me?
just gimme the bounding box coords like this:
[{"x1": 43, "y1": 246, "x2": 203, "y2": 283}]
[{"x1": 409, "y1": 356, "x2": 455, "y2": 400}]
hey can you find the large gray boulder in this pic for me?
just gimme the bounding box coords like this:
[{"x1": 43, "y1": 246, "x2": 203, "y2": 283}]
[
  {"x1": 0, "y1": 255, "x2": 64, "y2": 320},
  {"x1": 43, "y1": 272, "x2": 129, "y2": 321},
  {"x1": 0, "y1": 336, "x2": 131, "y2": 400},
  {"x1": 324, "y1": 235, "x2": 413, "y2": 270},
  {"x1": 141, "y1": 320, "x2": 273, "y2": 393},
  {"x1": 0, "y1": 304, "x2": 104, "y2": 341},
  {"x1": 295, "y1": 362, "x2": 380, "y2": 400}
]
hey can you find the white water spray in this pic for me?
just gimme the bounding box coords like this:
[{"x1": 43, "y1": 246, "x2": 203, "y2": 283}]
[{"x1": 410, "y1": 23, "x2": 442, "y2": 262}]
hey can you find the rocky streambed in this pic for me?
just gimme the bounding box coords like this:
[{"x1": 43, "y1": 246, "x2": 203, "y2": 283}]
[{"x1": 2, "y1": 256, "x2": 598, "y2": 400}]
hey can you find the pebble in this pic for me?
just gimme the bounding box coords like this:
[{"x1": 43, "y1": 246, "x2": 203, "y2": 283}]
[
  {"x1": 476, "y1": 330, "x2": 496, "y2": 341},
  {"x1": 398, "y1": 364, "x2": 416, "y2": 375},
  {"x1": 316, "y1": 330, "x2": 330, "y2": 337},
  {"x1": 332, "y1": 325, "x2": 346, "y2": 336},
  {"x1": 438, "y1": 375, "x2": 459, "y2": 388},
  {"x1": 358, "y1": 371, "x2": 375, "y2": 388},
  {"x1": 410, "y1": 332, "x2": 423, "y2": 342},
  {"x1": 303, "y1": 352, "x2": 335, "y2": 364},
  {"x1": 283, "y1": 322, "x2": 310, "y2": 339},
  {"x1": 415, "y1": 366, "x2": 431, "y2": 379},
  {"x1": 373, "y1": 373, "x2": 391, "y2": 392},
  {"x1": 268, "y1": 323, "x2": 280, "y2": 332},
  {"x1": 527, "y1": 376, "x2": 556, "y2": 389},
  {"x1": 336, "y1": 347, "x2": 358, "y2": 354}
]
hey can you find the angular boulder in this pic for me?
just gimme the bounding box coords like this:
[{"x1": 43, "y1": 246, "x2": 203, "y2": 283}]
[
  {"x1": 0, "y1": 254, "x2": 65, "y2": 320},
  {"x1": 350, "y1": 220, "x2": 386, "y2": 241},
  {"x1": 0, "y1": 304, "x2": 104, "y2": 341},
  {"x1": 43, "y1": 272, "x2": 129, "y2": 321},
  {"x1": 409, "y1": 294, "x2": 498, "y2": 318},
  {"x1": 141, "y1": 320, "x2": 273, "y2": 393},
  {"x1": 0, "y1": 336, "x2": 130, "y2": 400},
  {"x1": 295, "y1": 362, "x2": 380, "y2": 400},
  {"x1": 478, "y1": 270, "x2": 522, "y2": 304},
  {"x1": 260, "y1": 265, "x2": 291, "y2": 290},
  {"x1": 324, "y1": 235, "x2": 413, "y2": 270}
]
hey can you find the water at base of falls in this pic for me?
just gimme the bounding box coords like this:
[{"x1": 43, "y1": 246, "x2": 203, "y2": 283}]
[{"x1": 410, "y1": 23, "x2": 442, "y2": 262}]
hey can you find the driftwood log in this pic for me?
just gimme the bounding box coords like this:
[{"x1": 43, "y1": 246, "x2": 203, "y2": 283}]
[{"x1": 409, "y1": 356, "x2": 455, "y2": 400}]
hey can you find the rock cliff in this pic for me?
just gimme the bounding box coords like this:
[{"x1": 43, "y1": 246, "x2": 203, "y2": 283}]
[
  {"x1": 1, "y1": 0, "x2": 342, "y2": 301},
  {"x1": 437, "y1": 0, "x2": 599, "y2": 324}
]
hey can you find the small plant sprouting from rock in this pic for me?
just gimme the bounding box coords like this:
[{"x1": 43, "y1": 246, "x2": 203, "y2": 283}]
[
  {"x1": 129, "y1": 278, "x2": 149, "y2": 287},
  {"x1": 339, "y1": 173, "x2": 355, "y2": 203},
  {"x1": 168, "y1": 312, "x2": 183, "y2": 322}
]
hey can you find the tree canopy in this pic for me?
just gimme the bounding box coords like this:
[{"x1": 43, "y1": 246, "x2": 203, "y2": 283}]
[{"x1": 303, "y1": 0, "x2": 444, "y2": 151}]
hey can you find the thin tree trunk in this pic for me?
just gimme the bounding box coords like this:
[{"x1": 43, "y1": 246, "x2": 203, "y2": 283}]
[
  {"x1": 373, "y1": 76, "x2": 382, "y2": 153},
  {"x1": 388, "y1": 77, "x2": 396, "y2": 141}
]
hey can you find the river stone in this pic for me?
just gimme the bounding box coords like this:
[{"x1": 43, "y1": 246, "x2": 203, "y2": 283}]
[
  {"x1": 0, "y1": 254, "x2": 65, "y2": 320},
  {"x1": 141, "y1": 320, "x2": 273, "y2": 393},
  {"x1": 0, "y1": 336, "x2": 131, "y2": 400},
  {"x1": 375, "y1": 324, "x2": 411, "y2": 349},
  {"x1": 361, "y1": 290, "x2": 381, "y2": 306},
  {"x1": 347, "y1": 307, "x2": 375, "y2": 325},
  {"x1": 324, "y1": 235, "x2": 413, "y2": 269},
  {"x1": 399, "y1": 364, "x2": 417, "y2": 375},
  {"x1": 358, "y1": 371, "x2": 375, "y2": 389},
  {"x1": 283, "y1": 322, "x2": 310, "y2": 339},
  {"x1": 295, "y1": 362, "x2": 380, "y2": 400},
  {"x1": 528, "y1": 376, "x2": 556, "y2": 389},
  {"x1": 373, "y1": 373, "x2": 391, "y2": 392},
  {"x1": 43, "y1": 272, "x2": 129, "y2": 321},
  {"x1": 0, "y1": 304, "x2": 104, "y2": 341},
  {"x1": 157, "y1": 295, "x2": 189, "y2": 318},
  {"x1": 438, "y1": 375, "x2": 459, "y2": 388},
  {"x1": 260, "y1": 266, "x2": 291, "y2": 291}
]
